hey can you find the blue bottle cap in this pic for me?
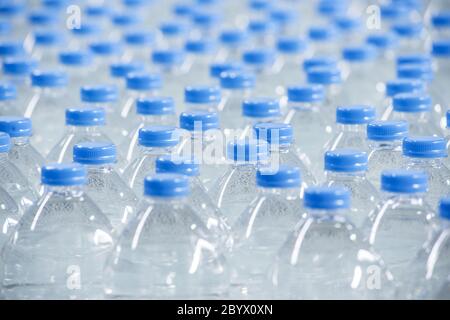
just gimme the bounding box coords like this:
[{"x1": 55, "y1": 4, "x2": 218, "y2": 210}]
[
  {"x1": 71, "y1": 22, "x2": 102, "y2": 36},
  {"x1": 0, "y1": 2, "x2": 25, "y2": 16},
  {"x1": 34, "y1": 30, "x2": 65, "y2": 46},
  {"x1": 336, "y1": 105, "x2": 376, "y2": 124},
  {"x1": 85, "y1": 5, "x2": 111, "y2": 17},
  {"x1": 385, "y1": 79, "x2": 425, "y2": 97},
  {"x1": 110, "y1": 61, "x2": 144, "y2": 78},
  {"x1": 447, "y1": 110, "x2": 450, "y2": 128},
  {"x1": 248, "y1": 19, "x2": 275, "y2": 34},
  {"x1": 59, "y1": 50, "x2": 93, "y2": 66},
  {"x1": 159, "y1": 21, "x2": 189, "y2": 36},
  {"x1": 0, "y1": 132, "x2": 10, "y2": 153},
  {"x1": 42, "y1": 0, "x2": 69, "y2": 9},
  {"x1": 270, "y1": 7, "x2": 297, "y2": 25},
  {"x1": 184, "y1": 86, "x2": 221, "y2": 104},
  {"x1": 138, "y1": 126, "x2": 179, "y2": 148},
  {"x1": 0, "y1": 83, "x2": 17, "y2": 100},
  {"x1": 111, "y1": 12, "x2": 142, "y2": 27},
  {"x1": 155, "y1": 155, "x2": 200, "y2": 177},
  {"x1": 367, "y1": 121, "x2": 409, "y2": 141},
  {"x1": 304, "y1": 186, "x2": 351, "y2": 210},
  {"x1": 192, "y1": 10, "x2": 221, "y2": 27},
  {"x1": 381, "y1": 3, "x2": 409, "y2": 20},
  {"x1": 210, "y1": 62, "x2": 243, "y2": 78},
  {"x1": 136, "y1": 97, "x2": 175, "y2": 116},
  {"x1": 242, "y1": 98, "x2": 281, "y2": 118},
  {"x1": 242, "y1": 49, "x2": 276, "y2": 66},
  {"x1": 249, "y1": 0, "x2": 272, "y2": 11},
  {"x1": 397, "y1": 54, "x2": 432, "y2": 67},
  {"x1": 226, "y1": 138, "x2": 269, "y2": 162},
  {"x1": 257, "y1": 165, "x2": 301, "y2": 189},
  {"x1": 439, "y1": 198, "x2": 450, "y2": 220},
  {"x1": 179, "y1": 110, "x2": 219, "y2": 132},
  {"x1": 342, "y1": 45, "x2": 377, "y2": 62},
  {"x1": 393, "y1": 93, "x2": 432, "y2": 113},
  {"x1": 334, "y1": 15, "x2": 362, "y2": 32},
  {"x1": 173, "y1": 2, "x2": 193, "y2": 17},
  {"x1": 0, "y1": 41, "x2": 25, "y2": 57},
  {"x1": 324, "y1": 149, "x2": 368, "y2": 172},
  {"x1": 381, "y1": 170, "x2": 428, "y2": 194},
  {"x1": 432, "y1": 12, "x2": 450, "y2": 28},
  {"x1": 276, "y1": 36, "x2": 308, "y2": 54},
  {"x1": 80, "y1": 85, "x2": 118, "y2": 103},
  {"x1": 0, "y1": 21, "x2": 11, "y2": 36},
  {"x1": 0, "y1": 117, "x2": 32, "y2": 137},
  {"x1": 41, "y1": 163, "x2": 86, "y2": 186},
  {"x1": 73, "y1": 142, "x2": 116, "y2": 165},
  {"x1": 397, "y1": 64, "x2": 433, "y2": 82},
  {"x1": 403, "y1": 136, "x2": 447, "y2": 159},
  {"x1": 219, "y1": 71, "x2": 255, "y2": 89},
  {"x1": 392, "y1": 22, "x2": 423, "y2": 38},
  {"x1": 253, "y1": 122, "x2": 293, "y2": 145},
  {"x1": 152, "y1": 50, "x2": 185, "y2": 65},
  {"x1": 287, "y1": 85, "x2": 325, "y2": 103},
  {"x1": 126, "y1": 72, "x2": 162, "y2": 91},
  {"x1": 28, "y1": 10, "x2": 59, "y2": 26},
  {"x1": 303, "y1": 56, "x2": 338, "y2": 72},
  {"x1": 317, "y1": 0, "x2": 348, "y2": 17},
  {"x1": 124, "y1": 30, "x2": 155, "y2": 46},
  {"x1": 220, "y1": 29, "x2": 248, "y2": 46},
  {"x1": 31, "y1": 70, "x2": 68, "y2": 87},
  {"x1": 432, "y1": 40, "x2": 450, "y2": 58},
  {"x1": 185, "y1": 39, "x2": 217, "y2": 54},
  {"x1": 123, "y1": 0, "x2": 151, "y2": 7},
  {"x1": 144, "y1": 173, "x2": 190, "y2": 198},
  {"x1": 65, "y1": 108, "x2": 106, "y2": 126},
  {"x1": 3, "y1": 58, "x2": 38, "y2": 76},
  {"x1": 366, "y1": 32, "x2": 398, "y2": 49},
  {"x1": 308, "y1": 25, "x2": 338, "y2": 41},
  {"x1": 307, "y1": 66, "x2": 342, "y2": 85},
  {"x1": 89, "y1": 41, "x2": 123, "y2": 56}
]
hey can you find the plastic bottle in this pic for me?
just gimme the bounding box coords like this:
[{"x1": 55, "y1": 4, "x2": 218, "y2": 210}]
[
  {"x1": 89, "y1": 41, "x2": 124, "y2": 82},
  {"x1": 73, "y1": 142, "x2": 138, "y2": 235},
  {"x1": 324, "y1": 149, "x2": 379, "y2": 227},
  {"x1": 380, "y1": 79, "x2": 425, "y2": 120},
  {"x1": 155, "y1": 155, "x2": 232, "y2": 250},
  {"x1": 31, "y1": 30, "x2": 66, "y2": 68},
  {"x1": 158, "y1": 21, "x2": 189, "y2": 50},
  {"x1": 253, "y1": 122, "x2": 316, "y2": 188},
  {"x1": 46, "y1": 107, "x2": 113, "y2": 164},
  {"x1": 307, "y1": 25, "x2": 340, "y2": 57},
  {"x1": 217, "y1": 29, "x2": 249, "y2": 62},
  {"x1": 2, "y1": 163, "x2": 114, "y2": 299},
  {"x1": 367, "y1": 120, "x2": 409, "y2": 189},
  {"x1": 0, "y1": 83, "x2": 20, "y2": 116},
  {"x1": 104, "y1": 173, "x2": 229, "y2": 299},
  {"x1": 209, "y1": 62, "x2": 243, "y2": 86},
  {"x1": 272, "y1": 186, "x2": 395, "y2": 299},
  {"x1": 242, "y1": 48, "x2": 279, "y2": 96},
  {"x1": 230, "y1": 165, "x2": 303, "y2": 299},
  {"x1": 123, "y1": 29, "x2": 155, "y2": 62},
  {"x1": 365, "y1": 32, "x2": 398, "y2": 85},
  {"x1": 247, "y1": 19, "x2": 277, "y2": 48},
  {"x1": 122, "y1": 125, "x2": 180, "y2": 198},
  {"x1": 0, "y1": 41, "x2": 25, "y2": 63},
  {"x1": 402, "y1": 136, "x2": 450, "y2": 207},
  {"x1": 0, "y1": 116, "x2": 44, "y2": 192},
  {"x1": 364, "y1": 170, "x2": 435, "y2": 286},
  {"x1": 184, "y1": 39, "x2": 218, "y2": 83},
  {"x1": 391, "y1": 22, "x2": 425, "y2": 55},
  {"x1": 0, "y1": 184, "x2": 20, "y2": 248},
  {"x1": 209, "y1": 138, "x2": 268, "y2": 224},
  {"x1": 68, "y1": 22, "x2": 103, "y2": 51},
  {"x1": 184, "y1": 85, "x2": 222, "y2": 113}
]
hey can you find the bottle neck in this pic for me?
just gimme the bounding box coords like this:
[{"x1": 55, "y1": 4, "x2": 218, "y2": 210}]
[
  {"x1": 368, "y1": 139, "x2": 402, "y2": 150},
  {"x1": 288, "y1": 101, "x2": 322, "y2": 111},
  {"x1": 326, "y1": 170, "x2": 367, "y2": 180},
  {"x1": 85, "y1": 164, "x2": 115, "y2": 174},
  {"x1": 68, "y1": 125, "x2": 103, "y2": 134},
  {"x1": 10, "y1": 136, "x2": 31, "y2": 146},
  {"x1": 43, "y1": 185, "x2": 84, "y2": 196},
  {"x1": 258, "y1": 187, "x2": 301, "y2": 199},
  {"x1": 405, "y1": 157, "x2": 446, "y2": 167},
  {"x1": 338, "y1": 124, "x2": 366, "y2": 133},
  {"x1": 307, "y1": 208, "x2": 349, "y2": 220}
]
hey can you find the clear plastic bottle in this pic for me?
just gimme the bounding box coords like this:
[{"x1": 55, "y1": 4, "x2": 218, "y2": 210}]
[
  {"x1": 217, "y1": 29, "x2": 249, "y2": 62},
  {"x1": 324, "y1": 149, "x2": 379, "y2": 227},
  {"x1": 323, "y1": 105, "x2": 376, "y2": 153},
  {"x1": 242, "y1": 48, "x2": 279, "y2": 96},
  {"x1": 122, "y1": 125, "x2": 180, "y2": 198},
  {"x1": 405, "y1": 197, "x2": 450, "y2": 299},
  {"x1": 88, "y1": 41, "x2": 124, "y2": 82},
  {"x1": 430, "y1": 40, "x2": 450, "y2": 130},
  {"x1": 1, "y1": 163, "x2": 114, "y2": 299},
  {"x1": 190, "y1": 9, "x2": 222, "y2": 39},
  {"x1": 120, "y1": 97, "x2": 177, "y2": 167},
  {"x1": 73, "y1": 142, "x2": 138, "y2": 235},
  {"x1": 209, "y1": 62, "x2": 243, "y2": 86},
  {"x1": 25, "y1": 70, "x2": 69, "y2": 155},
  {"x1": 0, "y1": 184, "x2": 20, "y2": 248},
  {"x1": 307, "y1": 25, "x2": 340, "y2": 57},
  {"x1": 184, "y1": 85, "x2": 222, "y2": 113},
  {"x1": 269, "y1": 6, "x2": 299, "y2": 37},
  {"x1": 31, "y1": 30, "x2": 66, "y2": 68},
  {"x1": 0, "y1": 116, "x2": 44, "y2": 192},
  {"x1": 402, "y1": 136, "x2": 450, "y2": 207},
  {"x1": 155, "y1": 155, "x2": 232, "y2": 251},
  {"x1": 209, "y1": 138, "x2": 268, "y2": 225},
  {"x1": 0, "y1": 83, "x2": 20, "y2": 116},
  {"x1": 68, "y1": 22, "x2": 103, "y2": 51},
  {"x1": 247, "y1": 19, "x2": 277, "y2": 48},
  {"x1": 253, "y1": 122, "x2": 317, "y2": 188},
  {"x1": 271, "y1": 186, "x2": 396, "y2": 299},
  {"x1": 184, "y1": 38, "x2": 219, "y2": 84},
  {"x1": 283, "y1": 85, "x2": 334, "y2": 173},
  {"x1": 391, "y1": 22, "x2": 426, "y2": 55},
  {"x1": 2, "y1": 57, "x2": 37, "y2": 110},
  {"x1": 158, "y1": 21, "x2": 189, "y2": 50},
  {"x1": 122, "y1": 29, "x2": 155, "y2": 62},
  {"x1": 104, "y1": 173, "x2": 230, "y2": 299},
  {"x1": 0, "y1": 41, "x2": 25, "y2": 63},
  {"x1": 230, "y1": 165, "x2": 303, "y2": 299},
  {"x1": 177, "y1": 110, "x2": 225, "y2": 190},
  {"x1": 46, "y1": 108, "x2": 113, "y2": 164},
  {"x1": 367, "y1": 120, "x2": 409, "y2": 189},
  {"x1": 364, "y1": 170, "x2": 435, "y2": 286},
  {"x1": 365, "y1": 32, "x2": 398, "y2": 85},
  {"x1": 219, "y1": 70, "x2": 255, "y2": 132},
  {"x1": 109, "y1": 61, "x2": 145, "y2": 94}
]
